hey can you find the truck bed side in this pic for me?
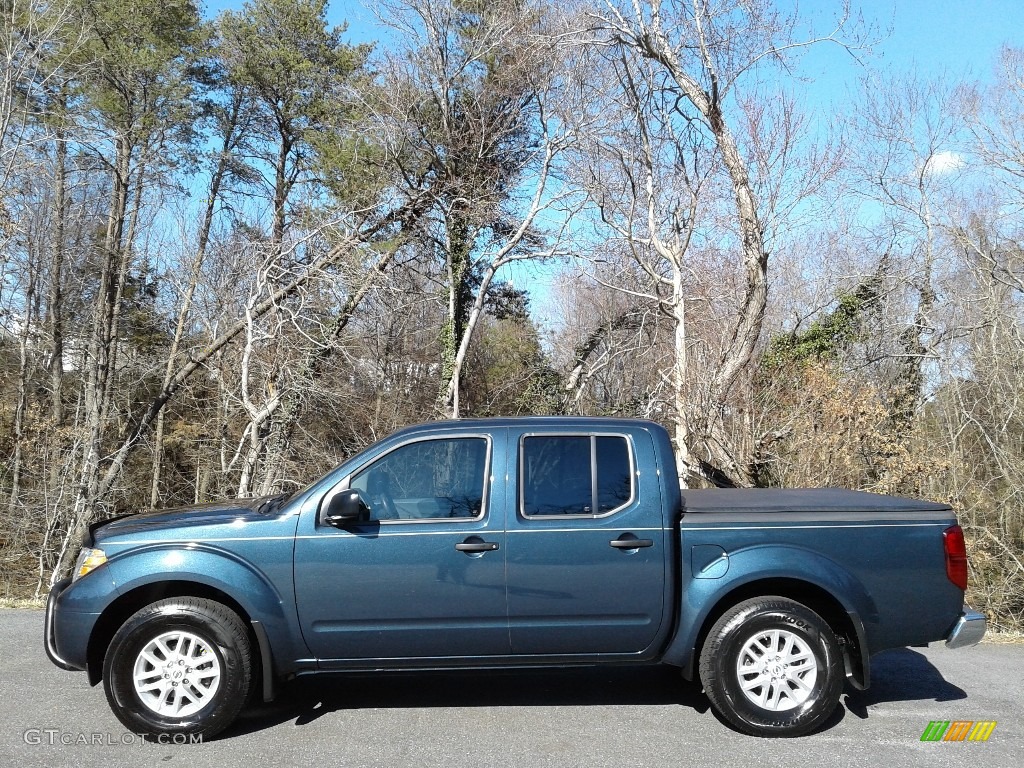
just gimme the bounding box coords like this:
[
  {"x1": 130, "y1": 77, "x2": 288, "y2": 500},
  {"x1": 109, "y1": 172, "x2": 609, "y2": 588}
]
[{"x1": 662, "y1": 488, "x2": 963, "y2": 682}]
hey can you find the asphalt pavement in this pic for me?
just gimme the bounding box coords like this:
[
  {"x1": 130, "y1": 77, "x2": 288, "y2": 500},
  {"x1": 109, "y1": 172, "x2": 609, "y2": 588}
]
[{"x1": 1, "y1": 608, "x2": 1020, "y2": 768}]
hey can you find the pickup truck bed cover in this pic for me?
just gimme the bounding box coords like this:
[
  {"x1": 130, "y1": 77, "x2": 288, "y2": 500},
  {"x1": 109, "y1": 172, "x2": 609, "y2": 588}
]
[{"x1": 681, "y1": 487, "x2": 952, "y2": 514}]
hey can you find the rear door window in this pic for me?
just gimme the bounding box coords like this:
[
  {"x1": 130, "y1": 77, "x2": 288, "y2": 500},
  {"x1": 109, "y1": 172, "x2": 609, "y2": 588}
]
[{"x1": 521, "y1": 435, "x2": 633, "y2": 517}]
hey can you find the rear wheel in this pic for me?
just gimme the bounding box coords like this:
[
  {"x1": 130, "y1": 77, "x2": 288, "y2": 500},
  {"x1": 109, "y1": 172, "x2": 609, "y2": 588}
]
[
  {"x1": 699, "y1": 596, "x2": 843, "y2": 737},
  {"x1": 103, "y1": 597, "x2": 253, "y2": 740}
]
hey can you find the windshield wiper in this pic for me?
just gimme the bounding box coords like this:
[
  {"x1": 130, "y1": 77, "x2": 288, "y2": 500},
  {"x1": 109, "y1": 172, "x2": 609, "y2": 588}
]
[{"x1": 255, "y1": 491, "x2": 292, "y2": 515}]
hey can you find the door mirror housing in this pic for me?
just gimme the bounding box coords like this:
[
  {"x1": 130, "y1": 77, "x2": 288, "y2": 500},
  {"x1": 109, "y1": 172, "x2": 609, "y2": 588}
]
[{"x1": 322, "y1": 489, "x2": 370, "y2": 527}]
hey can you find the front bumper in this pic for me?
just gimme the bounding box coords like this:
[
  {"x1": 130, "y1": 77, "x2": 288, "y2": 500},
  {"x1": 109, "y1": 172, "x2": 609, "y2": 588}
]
[
  {"x1": 44, "y1": 577, "x2": 82, "y2": 670},
  {"x1": 945, "y1": 608, "x2": 987, "y2": 649}
]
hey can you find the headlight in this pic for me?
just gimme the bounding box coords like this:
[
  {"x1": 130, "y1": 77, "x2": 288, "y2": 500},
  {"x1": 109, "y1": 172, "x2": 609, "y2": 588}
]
[{"x1": 72, "y1": 548, "x2": 107, "y2": 582}]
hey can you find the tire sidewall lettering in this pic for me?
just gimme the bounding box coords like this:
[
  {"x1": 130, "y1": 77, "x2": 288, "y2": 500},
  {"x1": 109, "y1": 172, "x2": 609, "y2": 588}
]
[{"x1": 700, "y1": 598, "x2": 842, "y2": 737}]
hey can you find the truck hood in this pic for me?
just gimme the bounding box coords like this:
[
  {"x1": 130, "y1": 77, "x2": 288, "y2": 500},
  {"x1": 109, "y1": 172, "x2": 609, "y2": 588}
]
[{"x1": 90, "y1": 496, "x2": 284, "y2": 544}]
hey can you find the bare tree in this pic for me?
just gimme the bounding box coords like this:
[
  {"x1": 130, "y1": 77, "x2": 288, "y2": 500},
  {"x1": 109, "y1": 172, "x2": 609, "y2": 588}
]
[
  {"x1": 567, "y1": 0, "x2": 856, "y2": 485},
  {"x1": 845, "y1": 71, "x2": 970, "y2": 426},
  {"x1": 149, "y1": 88, "x2": 256, "y2": 507},
  {"x1": 377, "y1": 0, "x2": 576, "y2": 418},
  {"x1": 1, "y1": 1, "x2": 85, "y2": 517},
  {"x1": 0, "y1": 0, "x2": 83, "y2": 196}
]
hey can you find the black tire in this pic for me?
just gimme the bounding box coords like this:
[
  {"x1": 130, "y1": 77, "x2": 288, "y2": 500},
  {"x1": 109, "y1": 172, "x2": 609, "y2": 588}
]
[
  {"x1": 699, "y1": 596, "x2": 843, "y2": 737},
  {"x1": 102, "y1": 597, "x2": 253, "y2": 740}
]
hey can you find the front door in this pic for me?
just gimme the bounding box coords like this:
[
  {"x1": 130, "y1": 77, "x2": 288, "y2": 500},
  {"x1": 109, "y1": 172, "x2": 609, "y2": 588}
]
[{"x1": 294, "y1": 430, "x2": 509, "y2": 662}]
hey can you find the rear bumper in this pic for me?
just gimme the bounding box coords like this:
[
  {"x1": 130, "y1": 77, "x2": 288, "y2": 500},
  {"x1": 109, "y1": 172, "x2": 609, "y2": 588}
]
[{"x1": 945, "y1": 609, "x2": 987, "y2": 649}]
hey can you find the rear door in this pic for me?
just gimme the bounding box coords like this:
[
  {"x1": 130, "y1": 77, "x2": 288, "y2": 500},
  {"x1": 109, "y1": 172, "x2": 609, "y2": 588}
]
[{"x1": 504, "y1": 425, "x2": 668, "y2": 656}]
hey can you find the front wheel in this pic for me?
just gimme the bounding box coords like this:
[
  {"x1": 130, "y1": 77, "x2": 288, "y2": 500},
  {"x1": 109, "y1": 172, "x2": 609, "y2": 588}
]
[
  {"x1": 103, "y1": 597, "x2": 253, "y2": 740},
  {"x1": 699, "y1": 596, "x2": 843, "y2": 737}
]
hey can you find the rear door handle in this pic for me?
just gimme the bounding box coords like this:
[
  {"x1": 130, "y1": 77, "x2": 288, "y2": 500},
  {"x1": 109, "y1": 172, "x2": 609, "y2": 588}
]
[
  {"x1": 609, "y1": 535, "x2": 654, "y2": 550},
  {"x1": 455, "y1": 537, "x2": 499, "y2": 553}
]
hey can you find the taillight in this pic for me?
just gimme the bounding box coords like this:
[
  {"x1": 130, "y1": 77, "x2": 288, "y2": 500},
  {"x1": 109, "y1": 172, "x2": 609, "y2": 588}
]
[{"x1": 943, "y1": 524, "x2": 969, "y2": 591}]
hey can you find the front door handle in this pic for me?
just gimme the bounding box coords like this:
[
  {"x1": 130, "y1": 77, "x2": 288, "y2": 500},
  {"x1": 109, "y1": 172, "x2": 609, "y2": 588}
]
[
  {"x1": 610, "y1": 534, "x2": 654, "y2": 550},
  {"x1": 455, "y1": 537, "x2": 499, "y2": 553}
]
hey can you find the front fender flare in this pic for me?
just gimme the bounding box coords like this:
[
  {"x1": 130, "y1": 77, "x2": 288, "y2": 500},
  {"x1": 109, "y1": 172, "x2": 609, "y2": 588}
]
[{"x1": 100, "y1": 544, "x2": 306, "y2": 678}]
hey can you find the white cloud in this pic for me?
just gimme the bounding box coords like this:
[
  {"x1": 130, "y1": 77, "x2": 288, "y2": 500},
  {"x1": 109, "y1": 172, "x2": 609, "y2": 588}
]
[{"x1": 924, "y1": 150, "x2": 965, "y2": 176}]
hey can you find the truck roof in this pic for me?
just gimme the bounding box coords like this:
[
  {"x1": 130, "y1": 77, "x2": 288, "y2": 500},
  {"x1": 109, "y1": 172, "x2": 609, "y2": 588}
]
[{"x1": 387, "y1": 416, "x2": 663, "y2": 435}]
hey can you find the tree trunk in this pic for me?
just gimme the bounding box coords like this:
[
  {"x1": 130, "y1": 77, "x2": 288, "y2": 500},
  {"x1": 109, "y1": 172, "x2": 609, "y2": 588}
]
[
  {"x1": 55, "y1": 131, "x2": 135, "y2": 581},
  {"x1": 150, "y1": 103, "x2": 239, "y2": 507},
  {"x1": 439, "y1": 213, "x2": 473, "y2": 418},
  {"x1": 47, "y1": 105, "x2": 68, "y2": 428},
  {"x1": 628, "y1": 9, "x2": 769, "y2": 485},
  {"x1": 7, "y1": 253, "x2": 37, "y2": 514},
  {"x1": 670, "y1": 282, "x2": 692, "y2": 487}
]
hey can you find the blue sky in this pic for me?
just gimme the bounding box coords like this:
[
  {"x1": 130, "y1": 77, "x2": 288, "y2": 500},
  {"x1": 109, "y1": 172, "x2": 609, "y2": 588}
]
[
  {"x1": 860, "y1": 0, "x2": 1024, "y2": 75},
  {"x1": 203, "y1": 0, "x2": 1024, "y2": 81},
  {"x1": 796, "y1": 0, "x2": 1024, "y2": 103},
  {"x1": 198, "y1": 1, "x2": 1024, "y2": 314},
  {"x1": 200, "y1": 0, "x2": 1024, "y2": 186}
]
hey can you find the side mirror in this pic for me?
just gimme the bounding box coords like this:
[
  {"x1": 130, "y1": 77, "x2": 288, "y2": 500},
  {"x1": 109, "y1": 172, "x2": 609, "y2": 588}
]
[{"x1": 322, "y1": 490, "x2": 369, "y2": 527}]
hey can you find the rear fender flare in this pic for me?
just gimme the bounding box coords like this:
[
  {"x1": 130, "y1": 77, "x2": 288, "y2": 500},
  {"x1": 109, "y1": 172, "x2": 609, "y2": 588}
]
[{"x1": 663, "y1": 544, "x2": 876, "y2": 684}]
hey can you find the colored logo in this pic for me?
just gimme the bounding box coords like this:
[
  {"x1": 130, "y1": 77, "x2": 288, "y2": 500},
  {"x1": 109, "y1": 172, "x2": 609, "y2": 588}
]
[{"x1": 921, "y1": 721, "x2": 997, "y2": 742}]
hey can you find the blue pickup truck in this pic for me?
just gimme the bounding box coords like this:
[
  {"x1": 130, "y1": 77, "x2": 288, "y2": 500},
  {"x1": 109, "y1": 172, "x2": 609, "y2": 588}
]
[{"x1": 45, "y1": 417, "x2": 985, "y2": 739}]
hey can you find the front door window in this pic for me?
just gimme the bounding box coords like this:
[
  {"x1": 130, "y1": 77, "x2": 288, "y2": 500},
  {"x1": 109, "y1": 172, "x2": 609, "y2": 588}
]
[{"x1": 351, "y1": 437, "x2": 488, "y2": 521}]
